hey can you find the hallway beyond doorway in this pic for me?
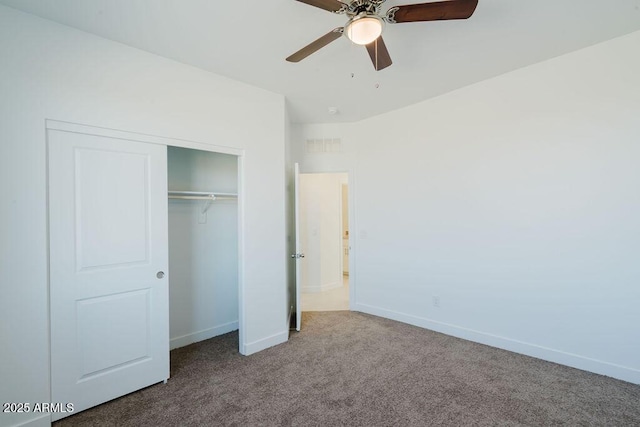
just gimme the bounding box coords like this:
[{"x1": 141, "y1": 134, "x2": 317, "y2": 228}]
[{"x1": 302, "y1": 275, "x2": 349, "y2": 311}]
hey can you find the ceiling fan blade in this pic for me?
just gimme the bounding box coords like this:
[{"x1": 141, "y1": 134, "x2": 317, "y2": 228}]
[
  {"x1": 366, "y1": 36, "x2": 392, "y2": 71},
  {"x1": 286, "y1": 28, "x2": 344, "y2": 63},
  {"x1": 388, "y1": 0, "x2": 478, "y2": 23},
  {"x1": 296, "y1": 0, "x2": 345, "y2": 13}
]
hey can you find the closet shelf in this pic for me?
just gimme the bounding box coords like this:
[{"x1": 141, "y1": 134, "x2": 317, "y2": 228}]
[{"x1": 168, "y1": 191, "x2": 237, "y2": 213}]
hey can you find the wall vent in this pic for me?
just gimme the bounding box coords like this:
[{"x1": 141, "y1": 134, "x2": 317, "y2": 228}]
[{"x1": 305, "y1": 138, "x2": 342, "y2": 154}]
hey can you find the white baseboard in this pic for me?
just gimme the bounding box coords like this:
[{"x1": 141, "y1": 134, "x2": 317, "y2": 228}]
[
  {"x1": 302, "y1": 280, "x2": 341, "y2": 294},
  {"x1": 354, "y1": 303, "x2": 640, "y2": 385},
  {"x1": 170, "y1": 321, "x2": 239, "y2": 350},
  {"x1": 242, "y1": 329, "x2": 289, "y2": 356},
  {"x1": 9, "y1": 414, "x2": 50, "y2": 427}
]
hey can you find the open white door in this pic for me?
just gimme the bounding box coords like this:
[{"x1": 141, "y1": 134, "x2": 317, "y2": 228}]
[
  {"x1": 293, "y1": 163, "x2": 304, "y2": 331},
  {"x1": 48, "y1": 129, "x2": 169, "y2": 420}
]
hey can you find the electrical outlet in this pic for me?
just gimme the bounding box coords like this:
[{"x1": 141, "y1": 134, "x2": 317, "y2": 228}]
[{"x1": 432, "y1": 296, "x2": 440, "y2": 308}]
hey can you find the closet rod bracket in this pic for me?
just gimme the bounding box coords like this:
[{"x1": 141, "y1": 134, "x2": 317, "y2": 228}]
[{"x1": 201, "y1": 195, "x2": 216, "y2": 214}]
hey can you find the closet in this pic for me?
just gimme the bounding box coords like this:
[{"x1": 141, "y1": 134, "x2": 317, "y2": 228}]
[
  {"x1": 167, "y1": 146, "x2": 239, "y2": 350},
  {"x1": 48, "y1": 122, "x2": 242, "y2": 420}
]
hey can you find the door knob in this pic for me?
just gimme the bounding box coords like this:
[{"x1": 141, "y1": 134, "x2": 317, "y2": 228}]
[{"x1": 156, "y1": 271, "x2": 165, "y2": 279}]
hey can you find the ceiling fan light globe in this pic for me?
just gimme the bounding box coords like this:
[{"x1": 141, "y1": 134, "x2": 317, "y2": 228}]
[{"x1": 345, "y1": 16, "x2": 383, "y2": 45}]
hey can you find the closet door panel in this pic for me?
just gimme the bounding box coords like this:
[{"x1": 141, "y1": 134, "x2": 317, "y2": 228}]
[
  {"x1": 76, "y1": 148, "x2": 150, "y2": 269},
  {"x1": 48, "y1": 129, "x2": 169, "y2": 421}
]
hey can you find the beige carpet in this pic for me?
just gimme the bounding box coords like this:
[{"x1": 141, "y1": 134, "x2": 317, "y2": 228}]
[{"x1": 55, "y1": 311, "x2": 640, "y2": 426}]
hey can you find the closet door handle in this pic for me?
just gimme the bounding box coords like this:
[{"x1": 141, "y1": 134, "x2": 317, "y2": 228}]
[{"x1": 156, "y1": 271, "x2": 165, "y2": 279}]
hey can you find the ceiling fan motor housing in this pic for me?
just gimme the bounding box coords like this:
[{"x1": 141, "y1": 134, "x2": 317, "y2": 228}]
[{"x1": 342, "y1": 0, "x2": 384, "y2": 17}]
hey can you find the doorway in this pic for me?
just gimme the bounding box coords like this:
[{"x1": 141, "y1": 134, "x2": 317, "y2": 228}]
[{"x1": 299, "y1": 173, "x2": 349, "y2": 312}]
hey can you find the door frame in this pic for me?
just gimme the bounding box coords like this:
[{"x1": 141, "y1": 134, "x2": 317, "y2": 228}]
[{"x1": 45, "y1": 119, "x2": 247, "y2": 355}]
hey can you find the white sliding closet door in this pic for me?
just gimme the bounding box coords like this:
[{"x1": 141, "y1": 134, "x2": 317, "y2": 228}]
[{"x1": 48, "y1": 129, "x2": 169, "y2": 420}]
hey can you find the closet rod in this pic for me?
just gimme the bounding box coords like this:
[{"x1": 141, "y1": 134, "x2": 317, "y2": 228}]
[
  {"x1": 168, "y1": 190, "x2": 237, "y2": 199},
  {"x1": 168, "y1": 191, "x2": 237, "y2": 213},
  {"x1": 168, "y1": 195, "x2": 237, "y2": 201}
]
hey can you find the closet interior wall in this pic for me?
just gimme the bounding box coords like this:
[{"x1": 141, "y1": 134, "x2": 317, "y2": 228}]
[{"x1": 167, "y1": 146, "x2": 239, "y2": 350}]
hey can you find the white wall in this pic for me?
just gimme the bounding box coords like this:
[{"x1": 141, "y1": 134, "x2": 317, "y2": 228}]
[
  {"x1": 0, "y1": 6, "x2": 287, "y2": 427},
  {"x1": 167, "y1": 147, "x2": 239, "y2": 349},
  {"x1": 299, "y1": 174, "x2": 346, "y2": 293},
  {"x1": 294, "y1": 31, "x2": 640, "y2": 384}
]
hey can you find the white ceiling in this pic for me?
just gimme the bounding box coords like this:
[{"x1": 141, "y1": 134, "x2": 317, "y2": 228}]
[{"x1": 2, "y1": 0, "x2": 640, "y2": 123}]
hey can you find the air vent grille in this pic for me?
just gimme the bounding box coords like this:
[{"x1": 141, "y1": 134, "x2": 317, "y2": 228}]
[{"x1": 305, "y1": 138, "x2": 342, "y2": 154}]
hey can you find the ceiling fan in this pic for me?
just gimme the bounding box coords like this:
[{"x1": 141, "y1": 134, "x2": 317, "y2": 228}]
[{"x1": 286, "y1": 0, "x2": 478, "y2": 71}]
